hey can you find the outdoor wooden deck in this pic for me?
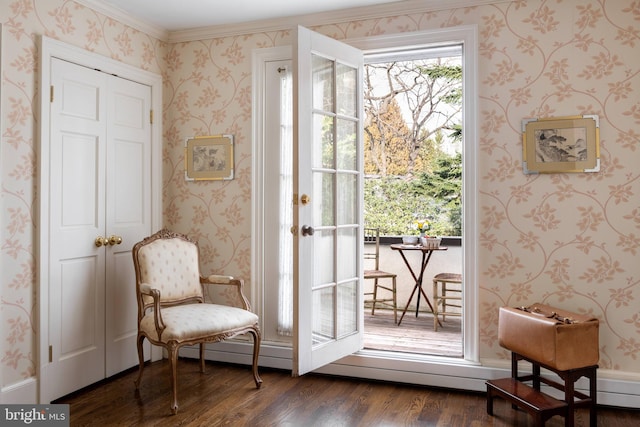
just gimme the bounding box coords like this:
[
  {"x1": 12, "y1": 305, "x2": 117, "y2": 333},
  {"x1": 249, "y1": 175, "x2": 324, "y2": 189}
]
[{"x1": 364, "y1": 309, "x2": 462, "y2": 357}]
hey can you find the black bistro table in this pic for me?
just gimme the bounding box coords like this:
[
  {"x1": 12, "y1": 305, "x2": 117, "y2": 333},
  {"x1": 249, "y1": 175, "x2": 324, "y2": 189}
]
[{"x1": 390, "y1": 243, "x2": 448, "y2": 326}]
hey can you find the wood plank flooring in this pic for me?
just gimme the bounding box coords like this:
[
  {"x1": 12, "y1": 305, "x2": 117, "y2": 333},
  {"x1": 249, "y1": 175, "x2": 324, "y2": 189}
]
[
  {"x1": 364, "y1": 309, "x2": 462, "y2": 357},
  {"x1": 56, "y1": 359, "x2": 639, "y2": 426}
]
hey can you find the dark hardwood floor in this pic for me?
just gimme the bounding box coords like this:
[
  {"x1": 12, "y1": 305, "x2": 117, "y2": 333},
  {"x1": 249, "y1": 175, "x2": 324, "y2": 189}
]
[{"x1": 56, "y1": 359, "x2": 639, "y2": 426}]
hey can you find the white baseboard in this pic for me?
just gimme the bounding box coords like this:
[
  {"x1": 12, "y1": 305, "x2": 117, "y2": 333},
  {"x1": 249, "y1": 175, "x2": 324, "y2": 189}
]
[
  {"x1": 188, "y1": 341, "x2": 640, "y2": 409},
  {"x1": 0, "y1": 377, "x2": 37, "y2": 404}
]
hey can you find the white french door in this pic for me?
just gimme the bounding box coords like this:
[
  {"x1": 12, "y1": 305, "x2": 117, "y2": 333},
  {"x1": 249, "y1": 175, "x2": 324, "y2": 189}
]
[{"x1": 293, "y1": 26, "x2": 365, "y2": 375}]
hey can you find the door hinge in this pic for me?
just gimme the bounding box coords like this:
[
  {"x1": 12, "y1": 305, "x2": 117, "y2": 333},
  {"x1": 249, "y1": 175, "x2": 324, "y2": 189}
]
[
  {"x1": 50, "y1": 85, "x2": 54, "y2": 103},
  {"x1": 49, "y1": 345, "x2": 53, "y2": 363},
  {"x1": 150, "y1": 109, "x2": 153, "y2": 124}
]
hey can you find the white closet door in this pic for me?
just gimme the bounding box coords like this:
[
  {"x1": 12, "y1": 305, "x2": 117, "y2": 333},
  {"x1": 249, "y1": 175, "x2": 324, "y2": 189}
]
[
  {"x1": 45, "y1": 58, "x2": 151, "y2": 401},
  {"x1": 105, "y1": 74, "x2": 152, "y2": 377},
  {"x1": 47, "y1": 58, "x2": 108, "y2": 400}
]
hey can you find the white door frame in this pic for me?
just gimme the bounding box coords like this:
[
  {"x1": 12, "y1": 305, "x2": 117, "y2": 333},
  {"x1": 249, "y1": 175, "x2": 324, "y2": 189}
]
[
  {"x1": 251, "y1": 25, "x2": 479, "y2": 385},
  {"x1": 347, "y1": 25, "x2": 480, "y2": 365},
  {"x1": 37, "y1": 36, "x2": 163, "y2": 403}
]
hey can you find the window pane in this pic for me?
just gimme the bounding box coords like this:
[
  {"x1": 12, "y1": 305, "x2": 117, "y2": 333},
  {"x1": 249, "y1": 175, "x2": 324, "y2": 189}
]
[
  {"x1": 313, "y1": 228, "x2": 335, "y2": 285},
  {"x1": 314, "y1": 171, "x2": 335, "y2": 227},
  {"x1": 312, "y1": 286, "x2": 335, "y2": 345},
  {"x1": 313, "y1": 113, "x2": 334, "y2": 169},
  {"x1": 337, "y1": 118, "x2": 356, "y2": 171},
  {"x1": 336, "y1": 63, "x2": 356, "y2": 117},
  {"x1": 337, "y1": 280, "x2": 357, "y2": 338},
  {"x1": 337, "y1": 173, "x2": 356, "y2": 225},
  {"x1": 337, "y1": 227, "x2": 357, "y2": 281},
  {"x1": 312, "y1": 55, "x2": 334, "y2": 112}
]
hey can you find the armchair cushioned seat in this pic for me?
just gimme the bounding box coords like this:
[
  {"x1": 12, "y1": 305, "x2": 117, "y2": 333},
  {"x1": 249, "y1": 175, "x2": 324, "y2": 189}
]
[{"x1": 139, "y1": 304, "x2": 259, "y2": 342}]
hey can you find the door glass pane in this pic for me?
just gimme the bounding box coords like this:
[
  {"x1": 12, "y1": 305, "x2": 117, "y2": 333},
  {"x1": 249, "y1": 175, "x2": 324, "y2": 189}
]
[
  {"x1": 336, "y1": 63, "x2": 357, "y2": 117},
  {"x1": 312, "y1": 55, "x2": 334, "y2": 112},
  {"x1": 312, "y1": 286, "x2": 335, "y2": 345},
  {"x1": 313, "y1": 229, "x2": 335, "y2": 285},
  {"x1": 313, "y1": 113, "x2": 334, "y2": 169},
  {"x1": 337, "y1": 280, "x2": 357, "y2": 337},
  {"x1": 314, "y1": 171, "x2": 335, "y2": 226},
  {"x1": 337, "y1": 227, "x2": 357, "y2": 281},
  {"x1": 336, "y1": 118, "x2": 356, "y2": 170},
  {"x1": 337, "y1": 173, "x2": 356, "y2": 225}
]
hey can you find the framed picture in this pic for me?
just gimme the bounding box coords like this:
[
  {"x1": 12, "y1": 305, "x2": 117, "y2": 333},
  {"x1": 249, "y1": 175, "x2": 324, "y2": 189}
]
[
  {"x1": 184, "y1": 135, "x2": 234, "y2": 181},
  {"x1": 522, "y1": 115, "x2": 600, "y2": 174}
]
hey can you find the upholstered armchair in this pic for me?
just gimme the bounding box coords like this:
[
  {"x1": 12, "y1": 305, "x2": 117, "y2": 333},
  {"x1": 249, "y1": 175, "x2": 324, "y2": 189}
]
[{"x1": 132, "y1": 229, "x2": 262, "y2": 414}]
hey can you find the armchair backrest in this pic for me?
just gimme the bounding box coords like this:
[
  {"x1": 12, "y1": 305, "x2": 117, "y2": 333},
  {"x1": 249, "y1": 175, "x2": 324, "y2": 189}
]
[{"x1": 133, "y1": 229, "x2": 204, "y2": 309}]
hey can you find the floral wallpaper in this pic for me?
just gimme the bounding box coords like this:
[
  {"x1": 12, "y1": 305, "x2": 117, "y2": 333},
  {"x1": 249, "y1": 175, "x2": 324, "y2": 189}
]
[
  {"x1": 0, "y1": 0, "x2": 165, "y2": 388},
  {"x1": 1, "y1": 0, "x2": 639, "y2": 394}
]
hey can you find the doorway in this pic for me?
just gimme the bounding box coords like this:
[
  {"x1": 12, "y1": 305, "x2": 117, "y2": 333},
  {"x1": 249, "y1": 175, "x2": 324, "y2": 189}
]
[
  {"x1": 361, "y1": 46, "x2": 464, "y2": 357},
  {"x1": 253, "y1": 25, "x2": 479, "y2": 382},
  {"x1": 260, "y1": 54, "x2": 462, "y2": 357}
]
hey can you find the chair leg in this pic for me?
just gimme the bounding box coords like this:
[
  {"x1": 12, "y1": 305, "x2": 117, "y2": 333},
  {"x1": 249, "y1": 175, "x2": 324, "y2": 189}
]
[
  {"x1": 433, "y1": 280, "x2": 439, "y2": 332},
  {"x1": 134, "y1": 334, "x2": 146, "y2": 389},
  {"x1": 392, "y1": 277, "x2": 398, "y2": 324},
  {"x1": 199, "y1": 343, "x2": 205, "y2": 373},
  {"x1": 442, "y1": 285, "x2": 447, "y2": 322},
  {"x1": 371, "y1": 279, "x2": 379, "y2": 315},
  {"x1": 168, "y1": 343, "x2": 179, "y2": 415},
  {"x1": 250, "y1": 328, "x2": 263, "y2": 389}
]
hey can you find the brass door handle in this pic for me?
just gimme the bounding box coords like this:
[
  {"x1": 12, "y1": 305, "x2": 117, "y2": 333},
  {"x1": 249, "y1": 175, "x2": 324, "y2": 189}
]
[
  {"x1": 108, "y1": 235, "x2": 123, "y2": 246},
  {"x1": 95, "y1": 236, "x2": 109, "y2": 247}
]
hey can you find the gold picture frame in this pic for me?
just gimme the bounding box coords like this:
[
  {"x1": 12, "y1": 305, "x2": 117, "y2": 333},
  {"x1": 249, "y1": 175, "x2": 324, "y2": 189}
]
[
  {"x1": 522, "y1": 115, "x2": 599, "y2": 174},
  {"x1": 184, "y1": 135, "x2": 234, "y2": 181}
]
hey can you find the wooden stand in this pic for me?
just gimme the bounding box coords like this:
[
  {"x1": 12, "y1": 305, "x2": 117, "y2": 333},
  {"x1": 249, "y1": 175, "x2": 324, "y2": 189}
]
[{"x1": 486, "y1": 352, "x2": 597, "y2": 427}]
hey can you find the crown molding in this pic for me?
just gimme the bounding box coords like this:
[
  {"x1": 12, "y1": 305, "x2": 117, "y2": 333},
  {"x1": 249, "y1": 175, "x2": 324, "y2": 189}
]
[
  {"x1": 76, "y1": 0, "x2": 509, "y2": 43},
  {"x1": 168, "y1": 0, "x2": 508, "y2": 42},
  {"x1": 75, "y1": 0, "x2": 169, "y2": 41}
]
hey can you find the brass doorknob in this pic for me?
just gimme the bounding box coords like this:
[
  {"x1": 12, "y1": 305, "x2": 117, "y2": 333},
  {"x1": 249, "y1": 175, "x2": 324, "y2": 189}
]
[
  {"x1": 108, "y1": 235, "x2": 123, "y2": 246},
  {"x1": 95, "y1": 236, "x2": 109, "y2": 247}
]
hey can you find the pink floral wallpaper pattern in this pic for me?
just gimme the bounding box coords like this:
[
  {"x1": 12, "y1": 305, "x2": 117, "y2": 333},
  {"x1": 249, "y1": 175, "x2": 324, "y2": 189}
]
[{"x1": 1, "y1": 0, "x2": 639, "y2": 391}]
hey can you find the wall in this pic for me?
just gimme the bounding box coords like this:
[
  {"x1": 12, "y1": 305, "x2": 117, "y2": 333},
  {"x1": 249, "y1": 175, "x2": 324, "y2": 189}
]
[
  {"x1": 1, "y1": 0, "x2": 639, "y2": 399},
  {"x1": 163, "y1": 0, "x2": 640, "y2": 376},
  {"x1": 0, "y1": 0, "x2": 166, "y2": 393}
]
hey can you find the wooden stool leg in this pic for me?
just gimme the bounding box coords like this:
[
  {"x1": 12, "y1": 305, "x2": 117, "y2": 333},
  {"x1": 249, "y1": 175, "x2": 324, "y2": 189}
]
[
  {"x1": 589, "y1": 367, "x2": 597, "y2": 427},
  {"x1": 486, "y1": 385, "x2": 495, "y2": 415}
]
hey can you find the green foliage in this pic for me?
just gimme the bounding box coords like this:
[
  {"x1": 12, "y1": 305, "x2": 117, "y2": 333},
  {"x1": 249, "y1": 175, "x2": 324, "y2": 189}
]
[
  {"x1": 364, "y1": 174, "x2": 459, "y2": 236},
  {"x1": 364, "y1": 177, "x2": 425, "y2": 236},
  {"x1": 413, "y1": 152, "x2": 462, "y2": 236}
]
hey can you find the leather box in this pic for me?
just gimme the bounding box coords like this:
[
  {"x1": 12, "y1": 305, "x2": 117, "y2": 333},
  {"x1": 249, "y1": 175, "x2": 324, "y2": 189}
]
[{"x1": 498, "y1": 303, "x2": 599, "y2": 370}]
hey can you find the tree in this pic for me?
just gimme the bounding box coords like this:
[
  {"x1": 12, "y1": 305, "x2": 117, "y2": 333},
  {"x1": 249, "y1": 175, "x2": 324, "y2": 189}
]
[
  {"x1": 364, "y1": 59, "x2": 462, "y2": 177},
  {"x1": 364, "y1": 98, "x2": 410, "y2": 175},
  {"x1": 363, "y1": 56, "x2": 463, "y2": 236}
]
